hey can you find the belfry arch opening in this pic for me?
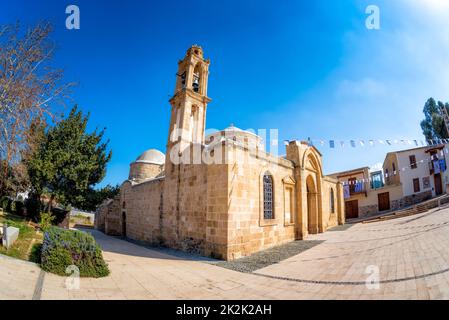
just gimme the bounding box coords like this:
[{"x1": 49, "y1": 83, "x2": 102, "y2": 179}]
[{"x1": 192, "y1": 64, "x2": 201, "y2": 93}]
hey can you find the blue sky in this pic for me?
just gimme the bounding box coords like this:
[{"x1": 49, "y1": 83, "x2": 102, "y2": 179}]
[{"x1": 2, "y1": 0, "x2": 449, "y2": 186}]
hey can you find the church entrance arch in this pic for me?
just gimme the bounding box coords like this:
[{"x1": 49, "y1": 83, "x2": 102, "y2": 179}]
[{"x1": 306, "y1": 175, "x2": 319, "y2": 234}]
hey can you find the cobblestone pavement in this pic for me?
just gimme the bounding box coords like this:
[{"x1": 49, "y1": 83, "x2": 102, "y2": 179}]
[{"x1": 2, "y1": 207, "x2": 449, "y2": 299}]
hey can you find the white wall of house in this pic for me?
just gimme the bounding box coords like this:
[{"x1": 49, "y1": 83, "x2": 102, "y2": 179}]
[
  {"x1": 442, "y1": 144, "x2": 449, "y2": 193},
  {"x1": 396, "y1": 148, "x2": 435, "y2": 197}
]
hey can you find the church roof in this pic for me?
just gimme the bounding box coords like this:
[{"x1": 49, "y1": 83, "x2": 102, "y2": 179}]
[
  {"x1": 135, "y1": 149, "x2": 165, "y2": 165},
  {"x1": 206, "y1": 124, "x2": 262, "y2": 139}
]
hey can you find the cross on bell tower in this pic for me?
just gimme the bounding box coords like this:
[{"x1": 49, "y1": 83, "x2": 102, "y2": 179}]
[{"x1": 166, "y1": 45, "x2": 211, "y2": 160}]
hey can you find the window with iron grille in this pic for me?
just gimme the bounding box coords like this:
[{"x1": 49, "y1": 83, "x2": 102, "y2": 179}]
[{"x1": 263, "y1": 173, "x2": 274, "y2": 219}]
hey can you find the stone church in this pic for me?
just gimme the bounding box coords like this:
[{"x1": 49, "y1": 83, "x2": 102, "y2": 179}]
[{"x1": 95, "y1": 45, "x2": 345, "y2": 260}]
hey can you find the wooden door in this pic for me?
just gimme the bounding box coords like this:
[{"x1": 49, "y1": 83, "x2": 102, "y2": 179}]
[
  {"x1": 345, "y1": 200, "x2": 359, "y2": 219},
  {"x1": 378, "y1": 192, "x2": 390, "y2": 212},
  {"x1": 435, "y1": 173, "x2": 443, "y2": 195}
]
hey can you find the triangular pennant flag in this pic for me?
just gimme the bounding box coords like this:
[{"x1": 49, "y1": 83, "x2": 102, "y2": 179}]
[
  {"x1": 360, "y1": 140, "x2": 365, "y2": 147},
  {"x1": 329, "y1": 140, "x2": 335, "y2": 148},
  {"x1": 350, "y1": 140, "x2": 356, "y2": 148}
]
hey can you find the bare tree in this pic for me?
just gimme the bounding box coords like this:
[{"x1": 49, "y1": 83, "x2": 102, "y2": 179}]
[{"x1": 0, "y1": 21, "x2": 73, "y2": 196}]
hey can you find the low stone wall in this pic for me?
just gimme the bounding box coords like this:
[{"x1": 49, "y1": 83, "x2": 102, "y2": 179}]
[
  {"x1": 399, "y1": 191, "x2": 432, "y2": 208},
  {"x1": 357, "y1": 190, "x2": 433, "y2": 219}
]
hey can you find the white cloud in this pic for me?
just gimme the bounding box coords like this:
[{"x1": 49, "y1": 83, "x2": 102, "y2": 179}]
[{"x1": 405, "y1": 0, "x2": 449, "y2": 16}]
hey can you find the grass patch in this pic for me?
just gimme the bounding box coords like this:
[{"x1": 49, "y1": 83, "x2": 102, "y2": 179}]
[{"x1": 0, "y1": 212, "x2": 43, "y2": 261}]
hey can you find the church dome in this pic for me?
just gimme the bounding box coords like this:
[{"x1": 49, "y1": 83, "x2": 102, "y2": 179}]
[
  {"x1": 205, "y1": 124, "x2": 264, "y2": 151},
  {"x1": 135, "y1": 149, "x2": 165, "y2": 165}
]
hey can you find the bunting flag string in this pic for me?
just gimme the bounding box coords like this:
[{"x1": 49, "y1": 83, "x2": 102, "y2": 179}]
[{"x1": 304, "y1": 138, "x2": 449, "y2": 149}]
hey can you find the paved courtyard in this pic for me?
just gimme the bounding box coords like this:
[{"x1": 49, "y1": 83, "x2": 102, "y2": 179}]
[{"x1": 2, "y1": 206, "x2": 449, "y2": 299}]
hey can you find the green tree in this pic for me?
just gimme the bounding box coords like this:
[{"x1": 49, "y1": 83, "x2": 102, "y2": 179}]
[
  {"x1": 420, "y1": 98, "x2": 449, "y2": 140},
  {"x1": 79, "y1": 184, "x2": 120, "y2": 212},
  {"x1": 27, "y1": 106, "x2": 112, "y2": 212}
]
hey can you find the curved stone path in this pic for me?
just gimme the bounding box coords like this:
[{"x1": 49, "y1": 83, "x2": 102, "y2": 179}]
[{"x1": 2, "y1": 207, "x2": 449, "y2": 299}]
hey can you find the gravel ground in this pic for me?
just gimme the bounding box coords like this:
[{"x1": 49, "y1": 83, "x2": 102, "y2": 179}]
[
  {"x1": 327, "y1": 224, "x2": 354, "y2": 231},
  {"x1": 210, "y1": 240, "x2": 324, "y2": 273}
]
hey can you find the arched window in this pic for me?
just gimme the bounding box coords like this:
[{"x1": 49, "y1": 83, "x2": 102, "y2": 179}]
[
  {"x1": 263, "y1": 172, "x2": 274, "y2": 219},
  {"x1": 330, "y1": 188, "x2": 335, "y2": 213}
]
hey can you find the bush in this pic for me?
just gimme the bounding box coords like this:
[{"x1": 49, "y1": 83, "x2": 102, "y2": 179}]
[
  {"x1": 0, "y1": 196, "x2": 9, "y2": 210},
  {"x1": 0, "y1": 196, "x2": 12, "y2": 212},
  {"x1": 30, "y1": 243, "x2": 42, "y2": 264},
  {"x1": 40, "y1": 227, "x2": 109, "y2": 278},
  {"x1": 39, "y1": 212, "x2": 55, "y2": 232}
]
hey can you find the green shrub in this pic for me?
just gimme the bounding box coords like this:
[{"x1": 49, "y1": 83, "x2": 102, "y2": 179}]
[
  {"x1": 40, "y1": 227, "x2": 109, "y2": 278},
  {"x1": 30, "y1": 243, "x2": 43, "y2": 264},
  {"x1": 0, "y1": 196, "x2": 12, "y2": 212},
  {"x1": 39, "y1": 212, "x2": 55, "y2": 232}
]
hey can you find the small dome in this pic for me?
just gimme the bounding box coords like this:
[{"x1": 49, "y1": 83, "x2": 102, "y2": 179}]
[
  {"x1": 135, "y1": 149, "x2": 165, "y2": 165},
  {"x1": 205, "y1": 124, "x2": 264, "y2": 151},
  {"x1": 206, "y1": 124, "x2": 261, "y2": 140}
]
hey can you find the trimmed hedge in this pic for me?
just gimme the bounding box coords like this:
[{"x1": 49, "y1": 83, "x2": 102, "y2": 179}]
[{"x1": 41, "y1": 227, "x2": 109, "y2": 278}]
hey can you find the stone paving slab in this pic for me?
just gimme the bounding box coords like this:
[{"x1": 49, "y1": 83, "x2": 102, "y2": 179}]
[{"x1": 2, "y1": 207, "x2": 449, "y2": 299}]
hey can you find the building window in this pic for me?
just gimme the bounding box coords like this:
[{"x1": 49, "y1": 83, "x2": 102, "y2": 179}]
[
  {"x1": 410, "y1": 155, "x2": 417, "y2": 169},
  {"x1": 413, "y1": 178, "x2": 420, "y2": 193},
  {"x1": 423, "y1": 176, "x2": 431, "y2": 189},
  {"x1": 392, "y1": 162, "x2": 396, "y2": 174},
  {"x1": 263, "y1": 173, "x2": 274, "y2": 219},
  {"x1": 370, "y1": 171, "x2": 384, "y2": 189},
  {"x1": 330, "y1": 188, "x2": 335, "y2": 213}
]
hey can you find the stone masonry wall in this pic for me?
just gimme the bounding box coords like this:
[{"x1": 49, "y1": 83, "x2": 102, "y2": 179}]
[
  {"x1": 162, "y1": 160, "x2": 209, "y2": 255},
  {"x1": 225, "y1": 144, "x2": 296, "y2": 260},
  {"x1": 121, "y1": 178, "x2": 164, "y2": 245}
]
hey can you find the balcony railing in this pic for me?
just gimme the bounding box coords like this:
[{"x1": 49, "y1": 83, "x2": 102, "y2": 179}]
[{"x1": 349, "y1": 182, "x2": 367, "y2": 196}]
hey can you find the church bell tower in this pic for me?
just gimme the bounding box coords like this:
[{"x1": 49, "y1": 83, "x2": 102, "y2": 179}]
[{"x1": 166, "y1": 45, "x2": 211, "y2": 164}]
